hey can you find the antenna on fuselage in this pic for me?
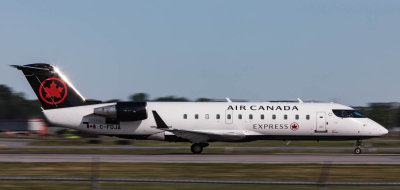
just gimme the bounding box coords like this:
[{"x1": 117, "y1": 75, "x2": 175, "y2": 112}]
[
  {"x1": 225, "y1": 97, "x2": 232, "y2": 102},
  {"x1": 297, "y1": 98, "x2": 303, "y2": 103}
]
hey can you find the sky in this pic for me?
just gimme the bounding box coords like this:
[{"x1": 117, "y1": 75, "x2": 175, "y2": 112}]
[{"x1": 1, "y1": 0, "x2": 400, "y2": 106}]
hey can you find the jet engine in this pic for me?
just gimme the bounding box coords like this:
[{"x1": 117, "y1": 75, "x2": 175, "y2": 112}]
[{"x1": 93, "y1": 102, "x2": 147, "y2": 121}]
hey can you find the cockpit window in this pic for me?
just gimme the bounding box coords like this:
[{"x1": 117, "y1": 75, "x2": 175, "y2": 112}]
[{"x1": 332, "y1": 110, "x2": 367, "y2": 118}]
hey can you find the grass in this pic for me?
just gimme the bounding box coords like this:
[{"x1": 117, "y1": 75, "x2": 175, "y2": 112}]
[
  {"x1": 2, "y1": 182, "x2": 400, "y2": 190},
  {"x1": 3, "y1": 182, "x2": 398, "y2": 190},
  {"x1": 0, "y1": 162, "x2": 400, "y2": 189},
  {"x1": 1, "y1": 162, "x2": 400, "y2": 182}
]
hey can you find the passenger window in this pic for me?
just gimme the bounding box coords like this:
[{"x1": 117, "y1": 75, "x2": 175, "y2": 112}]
[
  {"x1": 195, "y1": 114, "x2": 198, "y2": 119},
  {"x1": 238, "y1": 114, "x2": 242, "y2": 119},
  {"x1": 249, "y1": 114, "x2": 253, "y2": 120},
  {"x1": 183, "y1": 114, "x2": 187, "y2": 119},
  {"x1": 205, "y1": 114, "x2": 209, "y2": 119},
  {"x1": 261, "y1": 114, "x2": 264, "y2": 120},
  {"x1": 306, "y1": 115, "x2": 310, "y2": 120},
  {"x1": 284, "y1": 115, "x2": 287, "y2": 120},
  {"x1": 295, "y1": 115, "x2": 299, "y2": 120},
  {"x1": 227, "y1": 114, "x2": 231, "y2": 119},
  {"x1": 216, "y1": 114, "x2": 220, "y2": 119},
  {"x1": 272, "y1": 115, "x2": 276, "y2": 120}
]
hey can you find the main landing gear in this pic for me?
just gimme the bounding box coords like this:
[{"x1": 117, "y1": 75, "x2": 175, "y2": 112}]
[
  {"x1": 191, "y1": 143, "x2": 209, "y2": 154},
  {"x1": 354, "y1": 140, "x2": 362, "y2": 154}
]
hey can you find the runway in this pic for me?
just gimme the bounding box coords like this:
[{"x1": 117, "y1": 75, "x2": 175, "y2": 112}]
[
  {"x1": 1, "y1": 138, "x2": 400, "y2": 152},
  {"x1": 0, "y1": 138, "x2": 399, "y2": 164},
  {"x1": 0, "y1": 153, "x2": 399, "y2": 164}
]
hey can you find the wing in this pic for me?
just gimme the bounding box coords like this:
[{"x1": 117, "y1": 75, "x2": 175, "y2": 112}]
[{"x1": 168, "y1": 129, "x2": 246, "y2": 143}]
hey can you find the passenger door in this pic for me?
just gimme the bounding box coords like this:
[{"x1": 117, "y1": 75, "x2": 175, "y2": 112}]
[{"x1": 315, "y1": 112, "x2": 327, "y2": 133}]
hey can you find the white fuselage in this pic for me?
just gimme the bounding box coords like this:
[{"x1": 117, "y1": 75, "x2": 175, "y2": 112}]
[{"x1": 43, "y1": 102, "x2": 388, "y2": 142}]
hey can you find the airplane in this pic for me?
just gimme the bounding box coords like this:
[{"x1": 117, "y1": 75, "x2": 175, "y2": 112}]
[{"x1": 12, "y1": 63, "x2": 388, "y2": 154}]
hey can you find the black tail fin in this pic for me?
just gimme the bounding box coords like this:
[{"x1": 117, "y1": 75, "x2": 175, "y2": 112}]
[{"x1": 12, "y1": 63, "x2": 87, "y2": 109}]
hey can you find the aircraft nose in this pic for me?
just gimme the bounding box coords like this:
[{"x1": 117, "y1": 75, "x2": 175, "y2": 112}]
[
  {"x1": 367, "y1": 120, "x2": 389, "y2": 136},
  {"x1": 374, "y1": 123, "x2": 389, "y2": 136},
  {"x1": 379, "y1": 126, "x2": 389, "y2": 136}
]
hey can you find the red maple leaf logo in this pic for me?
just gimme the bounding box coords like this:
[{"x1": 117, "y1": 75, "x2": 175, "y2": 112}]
[
  {"x1": 44, "y1": 81, "x2": 64, "y2": 98},
  {"x1": 290, "y1": 123, "x2": 299, "y2": 131}
]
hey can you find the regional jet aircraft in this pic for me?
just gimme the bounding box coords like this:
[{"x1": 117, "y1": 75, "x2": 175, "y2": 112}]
[{"x1": 12, "y1": 64, "x2": 388, "y2": 154}]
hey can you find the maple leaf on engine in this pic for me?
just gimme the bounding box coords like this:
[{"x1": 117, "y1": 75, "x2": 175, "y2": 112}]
[{"x1": 44, "y1": 81, "x2": 64, "y2": 98}]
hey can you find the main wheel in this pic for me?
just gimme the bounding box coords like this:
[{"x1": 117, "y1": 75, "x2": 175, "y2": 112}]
[
  {"x1": 191, "y1": 143, "x2": 203, "y2": 154},
  {"x1": 354, "y1": 147, "x2": 362, "y2": 154}
]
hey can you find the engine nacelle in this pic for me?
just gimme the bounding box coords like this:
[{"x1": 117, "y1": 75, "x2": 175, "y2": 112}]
[{"x1": 93, "y1": 102, "x2": 147, "y2": 121}]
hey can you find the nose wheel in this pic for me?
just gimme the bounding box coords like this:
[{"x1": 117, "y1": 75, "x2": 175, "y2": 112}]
[
  {"x1": 191, "y1": 143, "x2": 209, "y2": 154},
  {"x1": 354, "y1": 140, "x2": 362, "y2": 154},
  {"x1": 354, "y1": 147, "x2": 362, "y2": 154}
]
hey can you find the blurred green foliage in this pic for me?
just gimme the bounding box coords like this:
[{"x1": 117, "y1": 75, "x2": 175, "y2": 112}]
[
  {"x1": 152, "y1": 95, "x2": 189, "y2": 102},
  {"x1": 129, "y1": 92, "x2": 149, "y2": 101},
  {"x1": 357, "y1": 106, "x2": 400, "y2": 128},
  {"x1": 0, "y1": 85, "x2": 42, "y2": 120}
]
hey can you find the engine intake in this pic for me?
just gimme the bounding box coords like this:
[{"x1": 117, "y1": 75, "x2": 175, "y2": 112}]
[{"x1": 94, "y1": 102, "x2": 147, "y2": 121}]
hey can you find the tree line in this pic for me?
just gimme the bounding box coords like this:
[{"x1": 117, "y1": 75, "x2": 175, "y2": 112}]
[
  {"x1": 1, "y1": 84, "x2": 399, "y2": 129},
  {"x1": 357, "y1": 106, "x2": 400, "y2": 129},
  {"x1": 106, "y1": 92, "x2": 210, "y2": 102},
  {"x1": 0, "y1": 85, "x2": 208, "y2": 120}
]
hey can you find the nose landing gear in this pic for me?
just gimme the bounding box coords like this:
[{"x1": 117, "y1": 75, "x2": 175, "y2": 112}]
[
  {"x1": 191, "y1": 143, "x2": 209, "y2": 154},
  {"x1": 354, "y1": 140, "x2": 362, "y2": 154}
]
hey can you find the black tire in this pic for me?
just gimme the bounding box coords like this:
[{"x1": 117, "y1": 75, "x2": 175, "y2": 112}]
[
  {"x1": 191, "y1": 143, "x2": 203, "y2": 154},
  {"x1": 354, "y1": 147, "x2": 362, "y2": 154}
]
